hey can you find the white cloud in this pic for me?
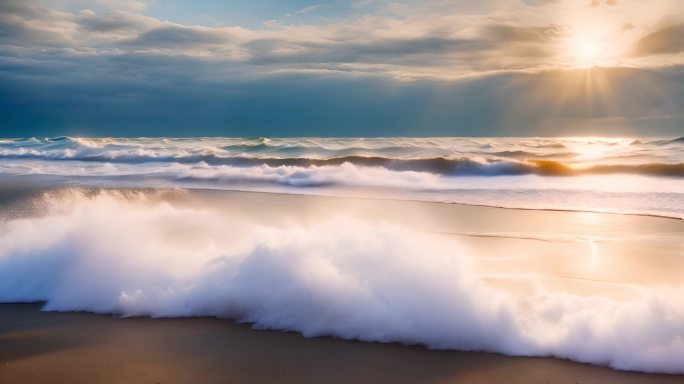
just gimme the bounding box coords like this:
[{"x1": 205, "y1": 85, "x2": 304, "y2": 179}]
[
  {"x1": 294, "y1": 2, "x2": 332, "y2": 15},
  {"x1": 0, "y1": 0, "x2": 682, "y2": 80}
]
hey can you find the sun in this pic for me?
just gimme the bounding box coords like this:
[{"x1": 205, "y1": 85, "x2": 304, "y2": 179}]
[
  {"x1": 573, "y1": 38, "x2": 602, "y2": 67},
  {"x1": 567, "y1": 36, "x2": 606, "y2": 68}
]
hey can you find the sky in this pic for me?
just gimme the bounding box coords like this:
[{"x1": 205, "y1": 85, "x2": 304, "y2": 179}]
[{"x1": 0, "y1": 0, "x2": 683, "y2": 137}]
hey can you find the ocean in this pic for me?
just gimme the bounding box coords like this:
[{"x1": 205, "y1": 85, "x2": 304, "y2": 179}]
[
  {"x1": 0, "y1": 136, "x2": 683, "y2": 218},
  {"x1": 0, "y1": 136, "x2": 683, "y2": 375}
]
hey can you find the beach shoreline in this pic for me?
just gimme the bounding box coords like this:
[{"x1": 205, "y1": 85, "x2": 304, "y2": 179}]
[
  {"x1": 1, "y1": 186, "x2": 684, "y2": 381},
  {"x1": 2, "y1": 303, "x2": 684, "y2": 384}
]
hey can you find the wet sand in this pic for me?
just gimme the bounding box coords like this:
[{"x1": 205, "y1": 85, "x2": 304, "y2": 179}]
[
  {"x1": 1, "y1": 303, "x2": 683, "y2": 384},
  {"x1": 1, "y1": 185, "x2": 684, "y2": 383},
  {"x1": 181, "y1": 188, "x2": 684, "y2": 295}
]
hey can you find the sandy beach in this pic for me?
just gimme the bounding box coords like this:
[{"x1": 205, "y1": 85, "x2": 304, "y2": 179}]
[
  {"x1": 2, "y1": 303, "x2": 684, "y2": 384},
  {"x1": 1, "y1": 186, "x2": 683, "y2": 382}
]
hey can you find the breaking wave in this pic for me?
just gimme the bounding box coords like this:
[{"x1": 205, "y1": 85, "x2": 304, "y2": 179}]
[
  {"x1": 1, "y1": 136, "x2": 683, "y2": 218},
  {"x1": 0, "y1": 190, "x2": 683, "y2": 374},
  {"x1": 0, "y1": 137, "x2": 683, "y2": 177}
]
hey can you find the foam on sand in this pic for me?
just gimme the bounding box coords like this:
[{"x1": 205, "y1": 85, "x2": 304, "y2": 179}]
[{"x1": 0, "y1": 190, "x2": 683, "y2": 374}]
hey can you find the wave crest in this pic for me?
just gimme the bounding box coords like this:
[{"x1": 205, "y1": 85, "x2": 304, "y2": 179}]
[
  {"x1": 1, "y1": 137, "x2": 683, "y2": 178},
  {"x1": 0, "y1": 191, "x2": 683, "y2": 374}
]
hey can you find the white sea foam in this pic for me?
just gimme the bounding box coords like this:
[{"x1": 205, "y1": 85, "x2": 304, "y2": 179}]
[
  {"x1": 2, "y1": 159, "x2": 683, "y2": 218},
  {"x1": 0, "y1": 137, "x2": 683, "y2": 219},
  {"x1": 0, "y1": 137, "x2": 683, "y2": 218},
  {"x1": 0, "y1": 191, "x2": 683, "y2": 373}
]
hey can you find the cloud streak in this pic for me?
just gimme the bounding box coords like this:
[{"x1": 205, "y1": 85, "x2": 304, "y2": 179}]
[
  {"x1": 634, "y1": 23, "x2": 684, "y2": 56},
  {"x1": 1, "y1": 0, "x2": 681, "y2": 78}
]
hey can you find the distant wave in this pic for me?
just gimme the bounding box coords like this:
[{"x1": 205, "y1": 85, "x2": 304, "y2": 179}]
[
  {"x1": 528, "y1": 160, "x2": 684, "y2": 177},
  {"x1": 1, "y1": 150, "x2": 682, "y2": 177},
  {"x1": 1, "y1": 136, "x2": 683, "y2": 177},
  {"x1": 665, "y1": 136, "x2": 684, "y2": 144},
  {"x1": 648, "y1": 136, "x2": 684, "y2": 146},
  {"x1": 1, "y1": 136, "x2": 683, "y2": 218}
]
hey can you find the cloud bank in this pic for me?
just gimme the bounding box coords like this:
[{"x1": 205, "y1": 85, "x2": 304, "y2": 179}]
[{"x1": 0, "y1": 0, "x2": 682, "y2": 136}]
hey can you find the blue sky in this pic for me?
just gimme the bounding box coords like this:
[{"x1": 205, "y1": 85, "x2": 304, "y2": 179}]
[
  {"x1": 43, "y1": 0, "x2": 366, "y2": 27},
  {"x1": 1, "y1": 0, "x2": 683, "y2": 137}
]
